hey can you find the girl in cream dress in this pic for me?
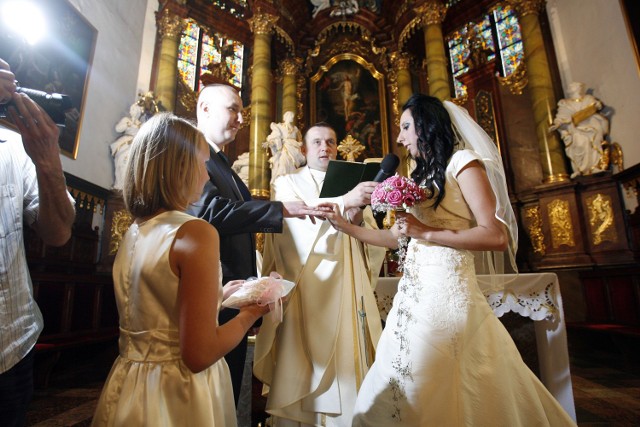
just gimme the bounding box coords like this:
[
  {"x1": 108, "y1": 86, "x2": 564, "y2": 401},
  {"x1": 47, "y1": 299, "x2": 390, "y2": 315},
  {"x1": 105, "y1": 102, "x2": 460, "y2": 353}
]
[
  {"x1": 92, "y1": 114, "x2": 268, "y2": 426},
  {"x1": 324, "y1": 95, "x2": 576, "y2": 427}
]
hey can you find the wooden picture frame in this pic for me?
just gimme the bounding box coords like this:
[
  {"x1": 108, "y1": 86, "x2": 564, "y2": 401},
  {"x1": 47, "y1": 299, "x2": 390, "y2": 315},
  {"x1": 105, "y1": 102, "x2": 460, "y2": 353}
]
[
  {"x1": 310, "y1": 54, "x2": 389, "y2": 160},
  {"x1": 0, "y1": 0, "x2": 97, "y2": 159},
  {"x1": 620, "y1": 0, "x2": 640, "y2": 76}
]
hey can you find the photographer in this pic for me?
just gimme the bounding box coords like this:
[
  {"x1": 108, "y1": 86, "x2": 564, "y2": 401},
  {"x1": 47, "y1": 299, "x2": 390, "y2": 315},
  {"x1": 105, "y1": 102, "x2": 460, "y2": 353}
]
[{"x1": 0, "y1": 57, "x2": 75, "y2": 427}]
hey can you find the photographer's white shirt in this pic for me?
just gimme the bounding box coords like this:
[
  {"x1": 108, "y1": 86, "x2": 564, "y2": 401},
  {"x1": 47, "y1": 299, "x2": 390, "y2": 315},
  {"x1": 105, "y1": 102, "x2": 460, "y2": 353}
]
[{"x1": 0, "y1": 126, "x2": 43, "y2": 373}]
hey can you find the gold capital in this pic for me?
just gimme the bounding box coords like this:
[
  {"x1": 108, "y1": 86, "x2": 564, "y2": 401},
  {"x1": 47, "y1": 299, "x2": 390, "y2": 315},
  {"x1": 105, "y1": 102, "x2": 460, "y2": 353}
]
[
  {"x1": 249, "y1": 13, "x2": 279, "y2": 35},
  {"x1": 157, "y1": 8, "x2": 185, "y2": 39},
  {"x1": 393, "y1": 52, "x2": 412, "y2": 70},
  {"x1": 507, "y1": 0, "x2": 546, "y2": 18},
  {"x1": 414, "y1": 1, "x2": 448, "y2": 26},
  {"x1": 280, "y1": 58, "x2": 298, "y2": 76}
]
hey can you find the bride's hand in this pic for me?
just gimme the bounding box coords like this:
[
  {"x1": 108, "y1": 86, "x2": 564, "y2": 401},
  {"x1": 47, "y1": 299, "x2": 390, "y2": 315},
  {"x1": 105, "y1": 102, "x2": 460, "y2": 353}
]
[
  {"x1": 316, "y1": 202, "x2": 347, "y2": 231},
  {"x1": 396, "y1": 212, "x2": 429, "y2": 239}
]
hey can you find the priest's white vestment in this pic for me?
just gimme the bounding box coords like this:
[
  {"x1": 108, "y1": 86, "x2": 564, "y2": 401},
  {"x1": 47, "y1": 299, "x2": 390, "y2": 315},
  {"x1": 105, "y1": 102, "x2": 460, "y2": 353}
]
[{"x1": 254, "y1": 165, "x2": 385, "y2": 426}]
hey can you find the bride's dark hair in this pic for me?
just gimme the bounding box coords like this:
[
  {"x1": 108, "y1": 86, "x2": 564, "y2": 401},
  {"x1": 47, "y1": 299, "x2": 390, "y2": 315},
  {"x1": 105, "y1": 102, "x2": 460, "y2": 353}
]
[{"x1": 402, "y1": 94, "x2": 457, "y2": 209}]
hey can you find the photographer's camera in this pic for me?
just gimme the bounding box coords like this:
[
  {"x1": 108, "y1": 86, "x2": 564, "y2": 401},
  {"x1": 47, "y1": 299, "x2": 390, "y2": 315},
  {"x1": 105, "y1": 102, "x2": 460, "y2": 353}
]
[{"x1": 0, "y1": 87, "x2": 72, "y2": 126}]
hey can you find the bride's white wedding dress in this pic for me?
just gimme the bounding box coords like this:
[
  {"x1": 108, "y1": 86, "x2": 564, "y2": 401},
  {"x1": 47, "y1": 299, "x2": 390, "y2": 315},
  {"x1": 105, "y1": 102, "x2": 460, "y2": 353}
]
[{"x1": 352, "y1": 149, "x2": 575, "y2": 426}]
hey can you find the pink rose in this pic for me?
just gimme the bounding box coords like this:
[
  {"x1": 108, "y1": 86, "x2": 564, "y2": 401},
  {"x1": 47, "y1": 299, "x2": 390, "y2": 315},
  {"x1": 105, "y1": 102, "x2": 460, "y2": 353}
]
[
  {"x1": 403, "y1": 193, "x2": 415, "y2": 206},
  {"x1": 386, "y1": 189, "x2": 403, "y2": 206}
]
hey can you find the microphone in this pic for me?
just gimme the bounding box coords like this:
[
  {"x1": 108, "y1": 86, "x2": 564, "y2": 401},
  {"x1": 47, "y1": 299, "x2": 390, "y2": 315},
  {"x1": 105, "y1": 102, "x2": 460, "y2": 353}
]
[{"x1": 372, "y1": 153, "x2": 400, "y2": 182}]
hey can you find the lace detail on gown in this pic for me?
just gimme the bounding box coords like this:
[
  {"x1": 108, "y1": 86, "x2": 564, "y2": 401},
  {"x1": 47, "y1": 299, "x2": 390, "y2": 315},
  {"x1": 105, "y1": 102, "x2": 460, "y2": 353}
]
[{"x1": 388, "y1": 240, "x2": 474, "y2": 421}]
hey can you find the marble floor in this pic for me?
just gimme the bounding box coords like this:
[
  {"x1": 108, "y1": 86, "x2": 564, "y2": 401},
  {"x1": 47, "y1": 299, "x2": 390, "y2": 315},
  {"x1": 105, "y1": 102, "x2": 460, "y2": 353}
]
[{"x1": 24, "y1": 333, "x2": 640, "y2": 427}]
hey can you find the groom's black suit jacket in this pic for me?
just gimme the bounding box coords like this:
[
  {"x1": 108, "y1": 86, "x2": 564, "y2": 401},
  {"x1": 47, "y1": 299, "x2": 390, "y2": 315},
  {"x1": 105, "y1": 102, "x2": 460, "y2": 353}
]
[
  {"x1": 187, "y1": 146, "x2": 283, "y2": 405},
  {"x1": 188, "y1": 146, "x2": 283, "y2": 283}
]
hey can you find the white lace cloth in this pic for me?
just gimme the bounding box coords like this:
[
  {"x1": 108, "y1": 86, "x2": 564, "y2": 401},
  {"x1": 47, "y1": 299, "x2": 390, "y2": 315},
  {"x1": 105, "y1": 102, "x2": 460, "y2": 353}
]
[{"x1": 375, "y1": 272, "x2": 576, "y2": 422}]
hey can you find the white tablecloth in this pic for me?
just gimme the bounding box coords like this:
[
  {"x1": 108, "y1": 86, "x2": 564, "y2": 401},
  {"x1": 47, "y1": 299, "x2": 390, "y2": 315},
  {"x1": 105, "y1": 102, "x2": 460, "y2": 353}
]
[{"x1": 375, "y1": 273, "x2": 576, "y2": 422}]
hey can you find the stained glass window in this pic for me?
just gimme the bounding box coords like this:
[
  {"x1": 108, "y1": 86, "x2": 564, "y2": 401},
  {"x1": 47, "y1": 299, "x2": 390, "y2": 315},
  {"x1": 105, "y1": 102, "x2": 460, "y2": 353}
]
[
  {"x1": 446, "y1": 3, "x2": 523, "y2": 99},
  {"x1": 494, "y1": 4, "x2": 523, "y2": 76},
  {"x1": 177, "y1": 20, "x2": 244, "y2": 91}
]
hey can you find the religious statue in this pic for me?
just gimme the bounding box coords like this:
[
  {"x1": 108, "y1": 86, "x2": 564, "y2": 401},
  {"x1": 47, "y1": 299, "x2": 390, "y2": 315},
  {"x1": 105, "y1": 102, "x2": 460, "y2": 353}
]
[
  {"x1": 263, "y1": 111, "x2": 306, "y2": 185},
  {"x1": 550, "y1": 82, "x2": 610, "y2": 178},
  {"x1": 231, "y1": 152, "x2": 250, "y2": 187},
  {"x1": 110, "y1": 92, "x2": 163, "y2": 190},
  {"x1": 310, "y1": 0, "x2": 331, "y2": 18},
  {"x1": 463, "y1": 23, "x2": 494, "y2": 69},
  {"x1": 330, "y1": 0, "x2": 359, "y2": 17}
]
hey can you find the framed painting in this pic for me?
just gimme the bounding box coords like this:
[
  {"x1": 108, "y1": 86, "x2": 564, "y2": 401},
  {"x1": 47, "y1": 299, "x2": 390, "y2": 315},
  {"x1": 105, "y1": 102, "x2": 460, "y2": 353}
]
[
  {"x1": 310, "y1": 54, "x2": 388, "y2": 160},
  {"x1": 0, "y1": 0, "x2": 97, "y2": 158},
  {"x1": 620, "y1": 0, "x2": 640, "y2": 76}
]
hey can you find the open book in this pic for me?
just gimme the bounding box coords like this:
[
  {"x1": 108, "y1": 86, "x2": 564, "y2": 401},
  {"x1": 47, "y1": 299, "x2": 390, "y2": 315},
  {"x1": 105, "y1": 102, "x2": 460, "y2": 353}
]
[{"x1": 319, "y1": 159, "x2": 381, "y2": 198}]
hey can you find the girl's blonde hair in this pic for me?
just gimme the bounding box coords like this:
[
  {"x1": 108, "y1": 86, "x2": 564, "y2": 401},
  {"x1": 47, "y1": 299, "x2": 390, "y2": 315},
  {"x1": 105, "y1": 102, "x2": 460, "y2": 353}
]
[{"x1": 122, "y1": 113, "x2": 208, "y2": 218}]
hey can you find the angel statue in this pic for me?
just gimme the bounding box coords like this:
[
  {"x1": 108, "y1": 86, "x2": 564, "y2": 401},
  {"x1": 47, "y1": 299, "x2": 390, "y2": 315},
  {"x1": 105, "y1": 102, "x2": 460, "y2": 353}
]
[
  {"x1": 110, "y1": 92, "x2": 164, "y2": 190},
  {"x1": 263, "y1": 111, "x2": 306, "y2": 185},
  {"x1": 110, "y1": 102, "x2": 144, "y2": 190},
  {"x1": 310, "y1": 0, "x2": 331, "y2": 18}
]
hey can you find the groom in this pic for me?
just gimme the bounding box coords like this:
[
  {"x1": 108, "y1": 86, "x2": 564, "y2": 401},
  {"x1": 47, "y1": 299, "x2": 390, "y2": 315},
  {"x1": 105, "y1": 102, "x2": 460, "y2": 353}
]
[{"x1": 188, "y1": 83, "x2": 325, "y2": 405}]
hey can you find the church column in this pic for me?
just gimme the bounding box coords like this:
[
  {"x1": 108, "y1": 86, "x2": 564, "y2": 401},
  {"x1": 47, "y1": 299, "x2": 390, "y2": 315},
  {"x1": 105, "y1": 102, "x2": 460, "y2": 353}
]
[
  {"x1": 415, "y1": 1, "x2": 450, "y2": 101},
  {"x1": 508, "y1": 0, "x2": 568, "y2": 183},
  {"x1": 280, "y1": 58, "x2": 298, "y2": 122},
  {"x1": 396, "y1": 53, "x2": 413, "y2": 107},
  {"x1": 155, "y1": 8, "x2": 185, "y2": 111},
  {"x1": 248, "y1": 12, "x2": 279, "y2": 198}
]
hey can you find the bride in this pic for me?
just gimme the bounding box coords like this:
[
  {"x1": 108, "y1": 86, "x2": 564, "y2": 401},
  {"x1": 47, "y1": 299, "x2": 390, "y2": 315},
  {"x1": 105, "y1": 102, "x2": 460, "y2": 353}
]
[{"x1": 322, "y1": 94, "x2": 576, "y2": 426}]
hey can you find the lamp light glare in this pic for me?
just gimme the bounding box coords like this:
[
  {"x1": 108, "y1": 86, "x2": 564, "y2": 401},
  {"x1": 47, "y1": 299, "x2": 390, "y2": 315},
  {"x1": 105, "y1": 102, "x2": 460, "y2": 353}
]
[{"x1": 2, "y1": 1, "x2": 46, "y2": 45}]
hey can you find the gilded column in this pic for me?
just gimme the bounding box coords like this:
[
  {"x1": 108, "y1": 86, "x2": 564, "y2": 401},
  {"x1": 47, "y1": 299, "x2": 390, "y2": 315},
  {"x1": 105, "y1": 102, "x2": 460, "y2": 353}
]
[
  {"x1": 280, "y1": 58, "x2": 298, "y2": 121},
  {"x1": 156, "y1": 9, "x2": 184, "y2": 111},
  {"x1": 415, "y1": 1, "x2": 450, "y2": 101},
  {"x1": 396, "y1": 53, "x2": 413, "y2": 107},
  {"x1": 509, "y1": 0, "x2": 568, "y2": 182},
  {"x1": 248, "y1": 13, "x2": 279, "y2": 198}
]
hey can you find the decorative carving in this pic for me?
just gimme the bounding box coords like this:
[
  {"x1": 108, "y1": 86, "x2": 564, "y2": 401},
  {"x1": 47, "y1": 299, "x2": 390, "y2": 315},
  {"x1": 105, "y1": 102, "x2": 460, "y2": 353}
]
[
  {"x1": 548, "y1": 199, "x2": 575, "y2": 248},
  {"x1": 414, "y1": 1, "x2": 448, "y2": 26},
  {"x1": 497, "y1": 61, "x2": 528, "y2": 95},
  {"x1": 474, "y1": 91, "x2": 500, "y2": 148},
  {"x1": 248, "y1": 12, "x2": 279, "y2": 35},
  {"x1": 392, "y1": 52, "x2": 412, "y2": 71},
  {"x1": 110, "y1": 209, "x2": 133, "y2": 255},
  {"x1": 338, "y1": 134, "x2": 366, "y2": 162},
  {"x1": 273, "y1": 26, "x2": 295, "y2": 54},
  {"x1": 281, "y1": 58, "x2": 298, "y2": 76},
  {"x1": 308, "y1": 22, "x2": 384, "y2": 60},
  {"x1": 241, "y1": 106, "x2": 251, "y2": 130},
  {"x1": 463, "y1": 24, "x2": 495, "y2": 69},
  {"x1": 296, "y1": 73, "x2": 306, "y2": 129},
  {"x1": 200, "y1": 61, "x2": 235, "y2": 87},
  {"x1": 387, "y1": 67, "x2": 400, "y2": 127},
  {"x1": 586, "y1": 193, "x2": 618, "y2": 245},
  {"x1": 524, "y1": 205, "x2": 546, "y2": 255},
  {"x1": 507, "y1": 0, "x2": 546, "y2": 17},
  {"x1": 157, "y1": 8, "x2": 185, "y2": 39},
  {"x1": 452, "y1": 93, "x2": 468, "y2": 106},
  {"x1": 394, "y1": 0, "x2": 414, "y2": 24}
]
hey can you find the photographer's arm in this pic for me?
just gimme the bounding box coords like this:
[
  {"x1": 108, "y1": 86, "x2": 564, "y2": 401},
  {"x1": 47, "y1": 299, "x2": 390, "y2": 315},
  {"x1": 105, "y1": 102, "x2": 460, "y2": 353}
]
[{"x1": 8, "y1": 93, "x2": 75, "y2": 246}]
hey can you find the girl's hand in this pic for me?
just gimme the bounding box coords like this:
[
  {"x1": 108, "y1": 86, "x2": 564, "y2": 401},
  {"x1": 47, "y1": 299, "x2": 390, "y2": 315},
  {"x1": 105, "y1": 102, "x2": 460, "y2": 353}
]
[
  {"x1": 239, "y1": 302, "x2": 271, "y2": 319},
  {"x1": 222, "y1": 280, "x2": 245, "y2": 301}
]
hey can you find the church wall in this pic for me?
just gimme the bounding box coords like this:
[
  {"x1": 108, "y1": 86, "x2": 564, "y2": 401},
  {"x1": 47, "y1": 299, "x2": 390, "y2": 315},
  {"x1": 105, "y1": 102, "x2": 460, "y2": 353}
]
[
  {"x1": 546, "y1": 0, "x2": 640, "y2": 168},
  {"x1": 59, "y1": 0, "x2": 156, "y2": 189}
]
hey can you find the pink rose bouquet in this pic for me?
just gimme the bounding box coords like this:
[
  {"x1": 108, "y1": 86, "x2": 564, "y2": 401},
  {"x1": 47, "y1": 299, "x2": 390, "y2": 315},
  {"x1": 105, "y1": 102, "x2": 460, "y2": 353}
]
[
  {"x1": 371, "y1": 175, "x2": 428, "y2": 272},
  {"x1": 371, "y1": 174, "x2": 427, "y2": 213}
]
